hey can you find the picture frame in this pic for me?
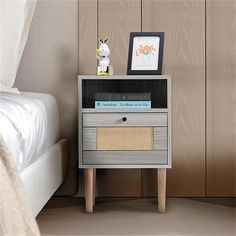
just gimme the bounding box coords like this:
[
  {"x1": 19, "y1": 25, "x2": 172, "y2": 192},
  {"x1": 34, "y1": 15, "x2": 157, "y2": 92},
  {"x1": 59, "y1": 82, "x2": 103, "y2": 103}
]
[{"x1": 127, "y1": 32, "x2": 164, "y2": 75}]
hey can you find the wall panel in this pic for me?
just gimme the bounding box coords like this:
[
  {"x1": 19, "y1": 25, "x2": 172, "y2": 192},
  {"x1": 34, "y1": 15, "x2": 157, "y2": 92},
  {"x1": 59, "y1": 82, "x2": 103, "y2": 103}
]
[
  {"x1": 16, "y1": 0, "x2": 79, "y2": 195},
  {"x1": 142, "y1": 0, "x2": 206, "y2": 196},
  {"x1": 98, "y1": 0, "x2": 141, "y2": 74},
  {"x1": 206, "y1": 0, "x2": 236, "y2": 197},
  {"x1": 78, "y1": 0, "x2": 98, "y2": 196},
  {"x1": 79, "y1": 0, "x2": 97, "y2": 74},
  {"x1": 97, "y1": 0, "x2": 142, "y2": 196},
  {"x1": 77, "y1": 0, "x2": 234, "y2": 197}
]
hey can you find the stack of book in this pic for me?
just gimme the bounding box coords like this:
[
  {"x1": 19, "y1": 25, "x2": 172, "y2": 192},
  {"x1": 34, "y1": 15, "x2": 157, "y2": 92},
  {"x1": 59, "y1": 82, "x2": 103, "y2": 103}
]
[{"x1": 95, "y1": 92, "x2": 151, "y2": 109}]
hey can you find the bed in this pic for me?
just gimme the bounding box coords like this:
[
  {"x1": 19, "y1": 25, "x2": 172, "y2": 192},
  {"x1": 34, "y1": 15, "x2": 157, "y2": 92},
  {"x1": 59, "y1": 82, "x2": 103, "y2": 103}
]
[{"x1": 0, "y1": 91, "x2": 68, "y2": 216}]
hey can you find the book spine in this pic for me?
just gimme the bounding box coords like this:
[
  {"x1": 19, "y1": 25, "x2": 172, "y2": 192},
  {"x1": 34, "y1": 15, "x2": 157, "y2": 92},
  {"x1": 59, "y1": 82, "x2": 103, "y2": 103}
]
[
  {"x1": 95, "y1": 93, "x2": 151, "y2": 101},
  {"x1": 95, "y1": 101, "x2": 151, "y2": 109}
]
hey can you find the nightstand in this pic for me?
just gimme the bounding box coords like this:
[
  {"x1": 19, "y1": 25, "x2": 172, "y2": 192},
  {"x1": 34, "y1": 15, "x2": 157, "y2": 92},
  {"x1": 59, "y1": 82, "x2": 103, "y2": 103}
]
[{"x1": 78, "y1": 75, "x2": 171, "y2": 213}]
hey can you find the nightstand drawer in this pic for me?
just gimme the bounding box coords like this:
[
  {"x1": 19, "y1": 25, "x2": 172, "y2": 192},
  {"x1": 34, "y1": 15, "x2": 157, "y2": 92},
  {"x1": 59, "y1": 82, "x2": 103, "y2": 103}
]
[
  {"x1": 83, "y1": 127, "x2": 167, "y2": 151},
  {"x1": 83, "y1": 151, "x2": 168, "y2": 165},
  {"x1": 83, "y1": 113, "x2": 167, "y2": 127}
]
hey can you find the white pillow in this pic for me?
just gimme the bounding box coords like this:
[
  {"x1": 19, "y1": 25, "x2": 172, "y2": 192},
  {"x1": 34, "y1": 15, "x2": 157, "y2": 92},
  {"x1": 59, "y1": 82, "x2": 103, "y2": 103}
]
[
  {"x1": 0, "y1": 0, "x2": 37, "y2": 92},
  {"x1": 0, "y1": 82, "x2": 20, "y2": 94}
]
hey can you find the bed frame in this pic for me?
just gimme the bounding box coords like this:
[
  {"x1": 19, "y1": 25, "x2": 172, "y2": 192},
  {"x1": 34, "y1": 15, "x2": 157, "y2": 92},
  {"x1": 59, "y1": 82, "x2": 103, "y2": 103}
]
[{"x1": 20, "y1": 139, "x2": 68, "y2": 216}]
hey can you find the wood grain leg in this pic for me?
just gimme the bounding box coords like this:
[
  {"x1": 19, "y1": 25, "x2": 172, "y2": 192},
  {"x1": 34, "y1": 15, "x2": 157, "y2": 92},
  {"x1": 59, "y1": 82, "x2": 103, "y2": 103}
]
[
  {"x1": 84, "y1": 168, "x2": 93, "y2": 213},
  {"x1": 93, "y1": 168, "x2": 96, "y2": 206},
  {"x1": 158, "y1": 168, "x2": 166, "y2": 213}
]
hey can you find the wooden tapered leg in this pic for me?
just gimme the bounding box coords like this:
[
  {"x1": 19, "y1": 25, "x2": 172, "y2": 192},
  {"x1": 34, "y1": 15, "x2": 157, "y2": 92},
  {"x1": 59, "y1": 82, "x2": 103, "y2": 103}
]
[
  {"x1": 93, "y1": 168, "x2": 96, "y2": 206},
  {"x1": 158, "y1": 168, "x2": 166, "y2": 213},
  {"x1": 84, "y1": 168, "x2": 93, "y2": 213}
]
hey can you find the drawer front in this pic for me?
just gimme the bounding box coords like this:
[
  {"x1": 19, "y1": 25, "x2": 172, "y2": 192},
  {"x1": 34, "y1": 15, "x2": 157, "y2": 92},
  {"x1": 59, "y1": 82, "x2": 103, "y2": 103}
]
[
  {"x1": 83, "y1": 151, "x2": 168, "y2": 165},
  {"x1": 83, "y1": 127, "x2": 167, "y2": 151},
  {"x1": 83, "y1": 113, "x2": 167, "y2": 127}
]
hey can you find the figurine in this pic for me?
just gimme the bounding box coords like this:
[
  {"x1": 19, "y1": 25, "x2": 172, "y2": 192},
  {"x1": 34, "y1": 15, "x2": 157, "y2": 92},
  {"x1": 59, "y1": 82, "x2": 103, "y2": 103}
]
[{"x1": 96, "y1": 38, "x2": 112, "y2": 75}]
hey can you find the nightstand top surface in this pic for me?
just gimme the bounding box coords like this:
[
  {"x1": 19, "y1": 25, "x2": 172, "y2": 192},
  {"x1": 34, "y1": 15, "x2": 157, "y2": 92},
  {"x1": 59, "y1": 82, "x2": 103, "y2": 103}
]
[{"x1": 78, "y1": 75, "x2": 171, "y2": 80}]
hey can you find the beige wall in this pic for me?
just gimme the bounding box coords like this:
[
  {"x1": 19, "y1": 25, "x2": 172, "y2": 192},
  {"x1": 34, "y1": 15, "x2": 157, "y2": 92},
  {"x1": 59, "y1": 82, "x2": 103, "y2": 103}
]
[{"x1": 15, "y1": 0, "x2": 79, "y2": 195}]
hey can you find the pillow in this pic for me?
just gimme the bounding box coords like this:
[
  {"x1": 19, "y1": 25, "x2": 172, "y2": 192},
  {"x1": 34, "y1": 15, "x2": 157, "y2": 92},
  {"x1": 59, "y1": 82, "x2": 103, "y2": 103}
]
[{"x1": 0, "y1": 82, "x2": 20, "y2": 94}]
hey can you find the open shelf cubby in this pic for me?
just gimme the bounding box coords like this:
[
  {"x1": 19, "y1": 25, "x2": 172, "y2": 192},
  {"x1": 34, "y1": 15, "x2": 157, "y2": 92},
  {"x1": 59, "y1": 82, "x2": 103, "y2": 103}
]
[{"x1": 82, "y1": 79, "x2": 168, "y2": 109}]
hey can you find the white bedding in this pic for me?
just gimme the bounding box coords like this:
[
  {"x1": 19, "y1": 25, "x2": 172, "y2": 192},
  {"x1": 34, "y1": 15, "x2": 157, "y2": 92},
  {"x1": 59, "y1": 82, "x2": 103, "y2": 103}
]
[{"x1": 0, "y1": 92, "x2": 60, "y2": 172}]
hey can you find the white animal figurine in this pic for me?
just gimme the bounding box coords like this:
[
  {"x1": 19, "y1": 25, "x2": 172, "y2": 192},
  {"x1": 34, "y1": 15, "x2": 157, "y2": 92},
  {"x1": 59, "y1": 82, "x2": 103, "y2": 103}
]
[{"x1": 96, "y1": 38, "x2": 110, "y2": 75}]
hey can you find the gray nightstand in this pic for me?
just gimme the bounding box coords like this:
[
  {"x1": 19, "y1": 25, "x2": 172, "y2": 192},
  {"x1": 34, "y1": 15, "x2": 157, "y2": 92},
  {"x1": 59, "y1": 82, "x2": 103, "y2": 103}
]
[{"x1": 78, "y1": 75, "x2": 171, "y2": 213}]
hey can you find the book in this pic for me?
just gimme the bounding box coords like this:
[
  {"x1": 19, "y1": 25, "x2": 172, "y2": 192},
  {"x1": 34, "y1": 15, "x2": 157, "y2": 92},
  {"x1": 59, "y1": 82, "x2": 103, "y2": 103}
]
[
  {"x1": 95, "y1": 92, "x2": 151, "y2": 101},
  {"x1": 95, "y1": 101, "x2": 151, "y2": 109}
]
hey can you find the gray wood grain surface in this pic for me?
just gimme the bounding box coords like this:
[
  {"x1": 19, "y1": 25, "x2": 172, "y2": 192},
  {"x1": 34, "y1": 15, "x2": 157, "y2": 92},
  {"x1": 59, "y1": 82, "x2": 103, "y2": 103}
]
[
  {"x1": 83, "y1": 151, "x2": 168, "y2": 166},
  {"x1": 83, "y1": 128, "x2": 97, "y2": 150},
  {"x1": 154, "y1": 127, "x2": 168, "y2": 150},
  {"x1": 83, "y1": 113, "x2": 168, "y2": 127}
]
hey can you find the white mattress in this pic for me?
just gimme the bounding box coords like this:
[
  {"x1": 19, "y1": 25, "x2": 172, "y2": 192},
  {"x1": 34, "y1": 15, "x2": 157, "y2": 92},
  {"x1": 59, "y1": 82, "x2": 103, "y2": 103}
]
[{"x1": 0, "y1": 92, "x2": 60, "y2": 172}]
